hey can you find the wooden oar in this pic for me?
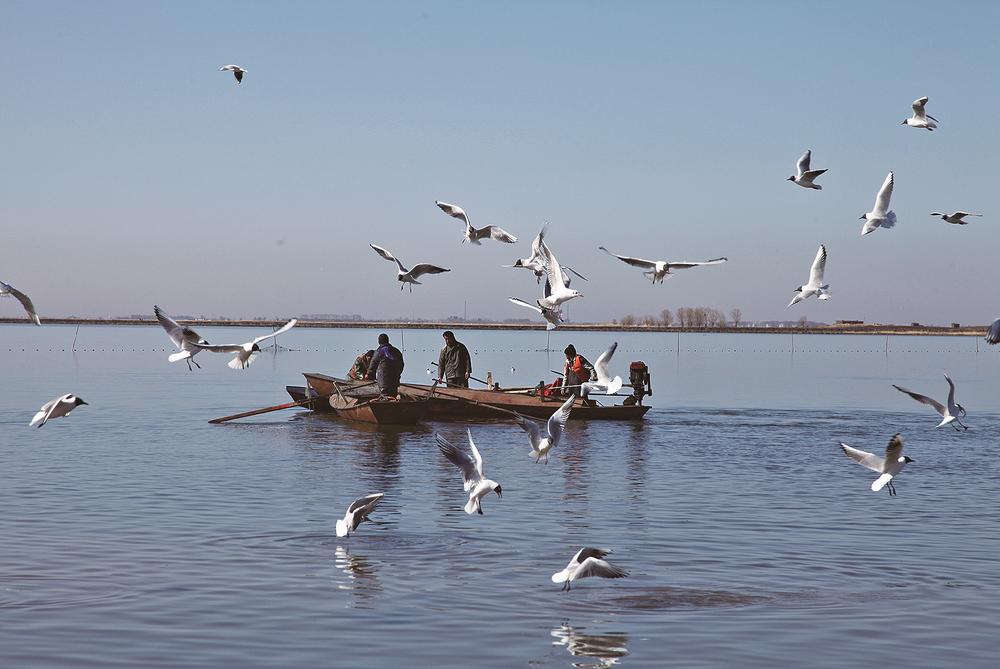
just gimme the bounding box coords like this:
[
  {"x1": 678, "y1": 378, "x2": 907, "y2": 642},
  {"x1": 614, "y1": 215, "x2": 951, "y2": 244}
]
[
  {"x1": 429, "y1": 362, "x2": 489, "y2": 386},
  {"x1": 209, "y1": 395, "x2": 332, "y2": 424}
]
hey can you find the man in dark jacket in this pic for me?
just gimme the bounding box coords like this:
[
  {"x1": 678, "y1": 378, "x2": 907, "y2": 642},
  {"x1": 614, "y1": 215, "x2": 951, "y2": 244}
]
[
  {"x1": 437, "y1": 330, "x2": 472, "y2": 387},
  {"x1": 366, "y1": 334, "x2": 404, "y2": 397}
]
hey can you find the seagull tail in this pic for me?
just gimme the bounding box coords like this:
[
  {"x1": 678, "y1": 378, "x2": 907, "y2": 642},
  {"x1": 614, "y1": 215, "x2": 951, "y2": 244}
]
[
  {"x1": 871, "y1": 473, "x2": 894, "y2": 492},
  {"x1": 546, "y1": 322, "x2": 557, "y2": 331},
  {"x1": 607, "y1": 377, "x2": 623, "y2": 395},
  {"x1": 29, "y1": 410, "x2": 46, "y2": 427},
  {"x1": 551, "y1": 569, "x2": 570, "y2": 584},
  {"x1": 881, "y1": 211, "x2": 897, "y2": 229},
  {"x1": 168, "y1": 351, "x2": 192, "y2": 363},
  {"x1": 335, "y1": 519, "x2": 349, "y2": 537},
  {"x1": 464, "y1": 496, "x2": 480, "y2": 515}
]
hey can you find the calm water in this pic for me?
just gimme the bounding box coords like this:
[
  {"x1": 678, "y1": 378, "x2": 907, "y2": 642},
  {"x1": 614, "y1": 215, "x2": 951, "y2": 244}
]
[{"x1": 2, "y1": 325, "x2": 999, "y2": 668}]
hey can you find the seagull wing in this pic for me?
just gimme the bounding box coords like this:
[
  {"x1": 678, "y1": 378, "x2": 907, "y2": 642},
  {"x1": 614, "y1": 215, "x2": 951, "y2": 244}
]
[
  {"x1": 666, "y1": 257, "x2": 728, "y2": 270},
  {"x1": 435, "y1": 200, "x2": 468, "y2": 225},
  {"x1": 892, "y1": 384, "x2": 946, "y2": 416},
  {"x1": 593, "y1": 342, "x2": 618, "y2": 384},
  {"x1": 408, "y1": 263, "x2": 451, "y2": 279},
  {"x1": 562, "y1": 266, "x2": 589, "y2": 282},
  {"x1": 911, "y1": 96, "x2": 929, "y2": 120},
  {"x1": 154, "y1": 305, "x2": 195, "y2": 348},
  {"x1": 196, "y1": 343, "x2": 246, "y2": 353},
  {"x1": 530, "y1": 225, "x2": 548, "y2": 260},
  {"x1": 509, "y1": 297, "x2": 543, "y2": 315},
  {"x1": 796, "y1": 150, "x2": 811, "y2": 177},
  {"x1": 808, "y1": 245, "x2": 827, "y2": 286},
  {"x1": 347, "y1": 493, "x2": 384, "y2": 530},
  {"x1": 547, "y1": 395, "x2": 575, "y2": 442},
  {"x1": 943, "y1": 372, "x2": 957, "y2": 411},
  {"x1": 544, "y1": 244, "x2": 569, "y2": 294},
  {"x1": 485, "y1": 226, "x2": 517, "y2": 243},
  {"x1": 576, "y1": 557, "x2": 628, "y2": 580},
  {"x1": 874, "y1": 172, "x2": 894, "y2": 215},
  {"x1": 251, "y1": 319, "x2": 297, "y2": 346},
  {"x1": 986, "y1": 318, "x2": 1000, "y2": 345},
  {"x1": 840, "y1": 443, "x2": 885, "y2": 473},
  {"x1": 953, "y1": 212, "x2": 981, "y2": 218},
  {"x1": 514, "y1": 413, "x2": 544, "y2": 449},
  {"x1": 801, "y1": 169, "x2": 828, "y2": 180},
  {"x1": 884, "y1": 434, "x2": 904, "y2": 463},
  {"x1": 467, "y1": 428, "x2": 485, "y2": 480},
  {"x1": 0, "y1": 281, "x2": 40, "y2": 325},
  {"x1": 436, "y1": 433, "x2": 482, "y2": 489},
  {"x1": 573, "y1": 547, "x2": 612, "y2": 564},
  {"x1": 598, "y1": 246, "x2": 657, "y2": 270},
  {"x1": 370, "y1": 244, "x2": 405, "y2": 271}
]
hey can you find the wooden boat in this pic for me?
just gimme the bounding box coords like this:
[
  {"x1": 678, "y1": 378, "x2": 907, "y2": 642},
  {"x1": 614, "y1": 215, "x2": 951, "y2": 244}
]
[
  {"x1": 328, "y1": 394, "x2": 427, "y2": 425},
  {"x1": 300, "y1": 372, "x2": 651, "y2": 421}
]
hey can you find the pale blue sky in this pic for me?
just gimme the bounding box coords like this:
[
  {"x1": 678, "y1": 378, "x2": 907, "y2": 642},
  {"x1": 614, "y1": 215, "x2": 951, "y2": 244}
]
[{"x1": 2, "y1": 0, "x2": 999, "y2": 324}]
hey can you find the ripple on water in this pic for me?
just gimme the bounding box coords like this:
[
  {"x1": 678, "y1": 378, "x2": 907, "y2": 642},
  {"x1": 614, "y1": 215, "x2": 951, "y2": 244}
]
[{"x1": 0, "y1": 573, "x2": 131, "y2": 611}]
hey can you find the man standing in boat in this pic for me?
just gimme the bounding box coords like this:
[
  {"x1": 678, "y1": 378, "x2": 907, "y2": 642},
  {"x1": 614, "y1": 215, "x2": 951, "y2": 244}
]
[
  {"x1": 561, "y1": 344, "x2": 596, "y2": 397},
  {"x1": 437, "y1": 330, "x2": 472, "y2": 388},
  {"x1": 366, "y1": 334, "x2": 404, "y2": 398}
]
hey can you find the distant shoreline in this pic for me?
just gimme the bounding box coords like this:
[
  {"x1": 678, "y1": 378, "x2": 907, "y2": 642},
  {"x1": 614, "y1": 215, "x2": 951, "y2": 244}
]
[{"x1": 0, "y1": 317, "x2": 990, "y2": 337}]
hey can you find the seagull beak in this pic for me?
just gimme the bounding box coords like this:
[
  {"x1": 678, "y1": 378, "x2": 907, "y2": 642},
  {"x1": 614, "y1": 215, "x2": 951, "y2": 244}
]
[
  {"x1": 79, "y1": 400, "x2": 89, "y2": 405},
  {"x1": 858, "y1": 215, "x2": 866, "y2": 220}
]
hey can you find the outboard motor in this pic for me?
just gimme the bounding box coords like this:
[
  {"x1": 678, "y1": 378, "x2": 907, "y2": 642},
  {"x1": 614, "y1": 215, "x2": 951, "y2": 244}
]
[{"x1": 624, "y1": 361, "x2": 652, "y2": 405}]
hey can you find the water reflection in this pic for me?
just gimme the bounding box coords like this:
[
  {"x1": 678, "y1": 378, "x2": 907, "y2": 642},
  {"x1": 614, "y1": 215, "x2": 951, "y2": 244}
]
[
  {"x1": 334, "y1": 545, "x2": 382, "y2": 606},
  {"x1": 551, "y1": 623, "x2": 629, "y2": 667}
]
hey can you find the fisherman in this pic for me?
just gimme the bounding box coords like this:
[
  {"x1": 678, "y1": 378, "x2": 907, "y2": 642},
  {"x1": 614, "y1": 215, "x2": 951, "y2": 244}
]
[
  {"x1": 347, "y1": 349, "x2": 375, "y2": 381},
  {"x1": 365, "y1": 334, "x2": 404, "y2": 398},
  {"x1": 561, "y1": 344, "x2": 596, "y2": 397},
  {"x1": 437, "y1": 330, "x2": 472, "y2": 387}
]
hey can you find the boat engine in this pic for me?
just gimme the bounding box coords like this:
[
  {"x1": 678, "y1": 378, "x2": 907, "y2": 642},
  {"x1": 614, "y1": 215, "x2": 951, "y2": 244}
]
[{"x1": 624, "y1": 361, "x2": 652, "y2": 405}]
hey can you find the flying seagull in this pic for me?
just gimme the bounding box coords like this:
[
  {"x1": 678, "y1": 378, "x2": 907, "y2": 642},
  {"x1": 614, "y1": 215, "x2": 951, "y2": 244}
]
[
  {"x1": 505, "y1": 224, "x2": 548, "y2": 280},
  {"x1": 0, "y1": 280, "x2": 40, "y2": 325},
  {"x1": 582, "y1": 342, "x2": 624, "y2": 396},
  {"x1": 787, "y1": 149, "x2": 828, "y2": 190},
  {"x1": 30, "y1": 394, "x2": 88, "y2": 428},
  {"x1": 435, "y1": 200, "x2": 517, "y2": 245},
  {"x1": 219, "y1": 64, "x2": 246, "y2": 84},
  {"x1": 436, "y1": 430, "x2": 502, "y2": 515},
  {"x1": 788, "y1": 244, "x2": 830, "y2": 307},
  {"x1": 197, "y1": 319, "x2": 298, "y2": 369},
  {"x1": 154, "y1": 305, "x2": 211, "y2": 370},
  {"x1": 892, "y1": 372, "x2": 968, "y2": 430},
  {"x1": 986, "y1": 318, "x2": 1000, "y2": 345},
  {"x1": 508, "y1": 297, "x2": 563, "y2": 330},
  {"x1": 514, "y1": 395, "x2": 574, "y2": 464},
  {"x1": 598, "y1": 247, "x2": 727, "y2": 285},
  {"x1": 370, "y1": 244, "x2": 450, "y2": 292},
  {"x1": 840, "y1": 434, "x2": 913, "y2": 496},
  {"x1": 931, "y1": 211, "x2": 982, "y2": 225},
  {"x1": 335, "y1": 493, "x2": 384, "y2": 537},
  {"x1": 551, "y1": 547, "x2": 628, "y2": 591},
  {"x1": 901, "y1": 96, "x2": 938, "y2": 131},
  {"x1": 538, "y1": 244, "x2": 583, "y2": 309},
  {"x1": 861, "y1": 172, "x2": 897, "y2": 236}
]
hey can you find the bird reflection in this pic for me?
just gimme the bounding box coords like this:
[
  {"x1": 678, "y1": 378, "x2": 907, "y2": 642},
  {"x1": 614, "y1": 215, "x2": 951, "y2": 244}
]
[
  {"x1": 334, "y1": 545, "x2": 382, "y2": 605},
  {"x1": 551, "y1": 623, "x2": 629, "y2": 667}
]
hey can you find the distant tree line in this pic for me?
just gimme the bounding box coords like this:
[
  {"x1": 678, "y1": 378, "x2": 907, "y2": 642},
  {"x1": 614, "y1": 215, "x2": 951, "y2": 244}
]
[{"x1": 617, "y1": 307, "x2": 743, "y2": 327}]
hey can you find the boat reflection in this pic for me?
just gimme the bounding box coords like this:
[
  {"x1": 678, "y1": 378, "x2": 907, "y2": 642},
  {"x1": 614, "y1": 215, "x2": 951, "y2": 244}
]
[{"x1": 551, "y1": 623, "x2": 629, "y2": 667}]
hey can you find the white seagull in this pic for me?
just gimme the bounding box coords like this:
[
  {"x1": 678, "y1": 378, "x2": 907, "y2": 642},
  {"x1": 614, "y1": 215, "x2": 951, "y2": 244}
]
[
  {"x1": 508, "y1": 297, "x2": 563, "y2": 330},
  {"x1": 986, "y1": 318, "x2": 1000, "y2": 345},
  {"x1": 860, "y1": 172, "x2": 897, "y2": 235},
  {"x1": 787, "y1": 149, "x2": 828, "y2": 190},
  {"x1": 0, "y1": 280, "x2": 41, "y2": 325},
  {"x1": 30, "y1": 394, "x2": 88, "y2": 428},
  {"x1": 335, "y1": 493, "x2": 385, "y2": 537},
  {"x1": 840, "y1": 434, "x2": 914, "y2": 496},
  {"x1": 538, "y1": 244, "x2": 583, "y2": 309},
  {"x1": 599, "y1": 247, "x2": 727, "y2": 285},
  {"x1": 551, "y1": 547, "x2": 628, "y2": 591},
  {"x1": 154, "y1": 305, "x2": 212, "y2": 370},
  {"x1": 435, "y1": 200, "x2": 517, "y2": 245},
  {"x1": 892, "y1": 372, "x2": 968, "y2": 430},
  {"x1": 370, "y1": 244, "x2": 450, "y2": 292},
  {"x1": 582, "y1": 342, "x2": 624, "y2": 396},
  {"x1": 514, "y1": 395, "x2": 574, "y2": 464},
  {"x1": 901, "y1": 96, "x2": 938, "y2": 131},
  {"x1": 197, "y1": 319, "x2": 298, "y2": 369},
  {"x1": 505, "y1": 224, "x2": 549, "y2": 281},
  {"x1": 219, "y1": 64, "x2": 246, "y2": 84},
  {"x1": 436, "y1": 430, "x2": 502, "y2": 515},
  {"x1": 788, "y1": 244, "x2": 831, "y2": 307},
  {"x1": 931, "y1": 211, "x2": 982, "y2": 225}
]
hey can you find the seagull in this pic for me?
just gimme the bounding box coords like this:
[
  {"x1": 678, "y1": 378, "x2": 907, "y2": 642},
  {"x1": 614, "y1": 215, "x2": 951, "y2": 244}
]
[
  {"x1": 986, "y1": 318, "x2": 1000, "y2": 345},
  {"x1": 197, "y1": 319, "x2": 297, "y2": 369},
  {"x1": 538, "y1": 244, "x2": 582, "y2": 309},
  {"x1": 551, "y1": 547, "x2": 628, "y2": 591},
  {"x1": 30, "y1": 394, "x2": 88, "y2": 428},
  {"x1": 0, "y1": 280, "x2": 40, "y2": 325},
  {"x1": 598, "y1": 247, "x2": 727, "y2": 285},
  {"x1": 892, "y1": 372, "x2": 968, "y2": 430},
  {"x1": 931, "y1": 211, "x2": 982, "y2": 225},
  {"x1": 370, "y1": 244, "x2": 450, "y2": 292},
  {"x1": 219, "y1": 64, "x2": 246, "y2": 84},
  {"x1": 436, "y1": 430, "x2": 502, "y2": 515},
  {"x1": 582, "y1": 342, "x2": 624, "y2": 396},
  {"x1": 335, "y1": 493, "x2": 385, "y2": 537},
  {"x1": 860, "y1": 172, "x2": 897, "y2": 235},
  {"x1": 901, "y1": 96, "x2": 938, "y2": 131},
  {"x1": 788, "y1": 244, "x2": 831, "y2": 307},
  {"x1": 508, "y1": 297, "x2": 563, "y2": 330},
  {"x1": 435, "y1": 200, "x2": 517, "y2": 245},
  {"x1": 505, "y1": 225, "x2": 549, "y2": 281},
  {"x1": 514, "y1": 395, "x2": 574, "y2": 464},
  {"x1": 840, "y1": 434, "x2": 914, "y2": 496},
  {"x1": 787, "y1": 149, "x2": 828, "y2": 190},
  {"x1": 154, "y1": 305, "x2": 212, "y2": 370}
]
